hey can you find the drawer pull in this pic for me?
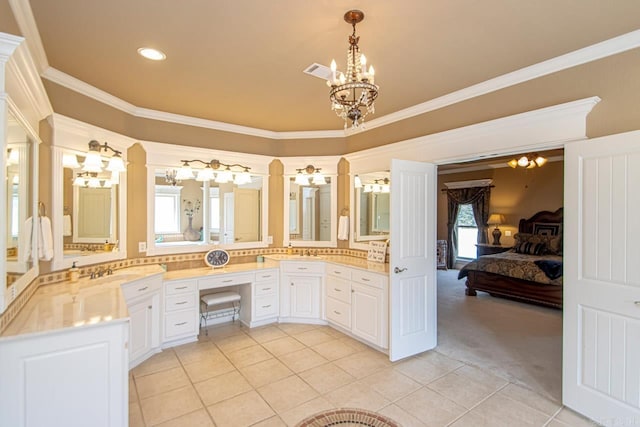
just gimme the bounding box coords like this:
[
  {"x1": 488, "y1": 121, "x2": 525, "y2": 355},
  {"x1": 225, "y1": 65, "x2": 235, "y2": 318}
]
[
  {"x1": 297, "y1": 267, "x2": 308, "y2": 270},
  {"x1": 175, "y1": 321, "x2": 187, "y2": 326},
  {"x1": 138, "y1": 286, "x2": 148, "y2": 292},
  {"x1": 334, "y1": 288, "x2": 341, "y2": 292},
  {"x1": 262, "y1": 287, "x2": 272, "y2": 291},
  {"x1": 148, "y1": 305, "x2": 152, "y2": 310},
  {"x1": 262, "y1": 305, "x2": 271, "y2": 308},
  {"x1": 222, "y1": 279, "x2": 233, "y2": 283},
  {"x1": 360, "y1": 278, "x2": 370, "y2": 282},
  {"x1": 261, "y1": 275, "x2": 272, "y2": 279},
  {"x1": 333, "y1": 310, "x2": 341, "y2": 315},
  {"x1": 175, "y1": 286, "x2": 187, "y2": 290},
  {"x1": 176, "y1": 301, "x2": 188, "y2": 305},
  {"x1": 333, "y1": 271, "x2": 341, "y2": 274}
]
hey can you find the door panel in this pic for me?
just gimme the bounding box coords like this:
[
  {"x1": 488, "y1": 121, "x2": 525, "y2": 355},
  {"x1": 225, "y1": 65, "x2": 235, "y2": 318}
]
[{"x1": 564, "y1": 131, "x2": 640, "y2": 423}]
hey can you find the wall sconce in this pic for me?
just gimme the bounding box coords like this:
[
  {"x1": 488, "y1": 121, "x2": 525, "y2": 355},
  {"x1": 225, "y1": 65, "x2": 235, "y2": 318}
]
[
  {"x1": 82, "y1": 140, "x2": 126, "y2": 173},
  {"x1": 7, "y1": 148, "x2": 19, "y2": 165},
  {"x1": 363, "y1": 178, "x2": 390, "y2": 193},
  {"x1": 487, "y1": 213, "x2": 506, "y2": 245},
  {"x1": 508, "y1": 153, "x2": 547, "y2": 169},
  {"x1": 354, "y1": 175, "x2": 363, "y2": 188},
  {"x1": 294, "y1": 165, "x2": 326, "y2": 186},
  {"x1": 167, "y1": 159, "x2": 252, "y2": 186},
  {"x1": 73, "y1": 172, "x2": 112, "y2": 188},
  {"x1": 62, "y1": 153, "x2": 80, "y2": 168}
]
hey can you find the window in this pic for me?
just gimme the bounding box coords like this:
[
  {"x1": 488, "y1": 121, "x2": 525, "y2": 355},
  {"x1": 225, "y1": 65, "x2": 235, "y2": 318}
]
[
  {"x1": 456, "y1": 204, "x2": 477, "y2": 259},
  {"x1": 209, "y1": 187, "x2": 220, "y2": 233},
  {"x1": 155, "y1": 185, "x2": 182, "y2": 234}
]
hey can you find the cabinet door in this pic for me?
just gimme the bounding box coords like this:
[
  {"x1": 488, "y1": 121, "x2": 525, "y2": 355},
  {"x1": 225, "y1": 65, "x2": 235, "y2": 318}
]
[
  {"x1": 129, "y1": 293, "x2": 159, "y2": 363},
  {"x1": 290, "y1": 276, "x2": 321, "y2": 319},
  {"x1": 351, "y1": 282, "x2": 383, "y2": 346}
]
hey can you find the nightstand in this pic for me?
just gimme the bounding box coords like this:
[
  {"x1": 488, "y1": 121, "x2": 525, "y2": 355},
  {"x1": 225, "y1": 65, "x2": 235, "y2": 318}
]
[{"x1": 476, "y1": 243, "x2": 511, "y2": 258}]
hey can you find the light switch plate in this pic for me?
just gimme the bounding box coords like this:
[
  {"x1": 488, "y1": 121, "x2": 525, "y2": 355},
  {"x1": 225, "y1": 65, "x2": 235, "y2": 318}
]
[
  {"x1": 267, "y1": 235, "x2": 273, "y2": 244},
  {"x1": 505, "y1": 230, "x2": 512, "y2": 237},
  {"x1": 139, "y1": 242, "x2": 147, "y2": 252}
]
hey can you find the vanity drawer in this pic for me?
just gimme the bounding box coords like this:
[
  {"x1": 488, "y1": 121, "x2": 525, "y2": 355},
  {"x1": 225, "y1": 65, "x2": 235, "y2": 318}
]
[
  {"x1": 326, "y1": 263, "x2": 352, "y2": 280},
  {"x1": 121, "y1": 276, "x2": 161, "y2": 301},
  {"x1": 280, "y1": 261, "x2": 324, "y2": 274},
  {"x1": 255, "y1": 270, "x2": 278, "y2": 282},
  {"x1": 165, "y1": 293, "x2": 197, "y2": 312},
  {"x1": 254, "y1": 282, "x2": 277, "y2": 297},
  {"x1": 164, "y1": 310, "x2": 198, "y2": 339},
  {"x1": 253, "y1": 294, "x2": 278, "y2": 319},
  {"x1": 352, "y1": 270, "x2": 386, "y2": 289},
  {"x1": 165, "y1": 279, "x2": 197, "y2": 296},
  {"x1": 326, "y1": 278, "x2": 351, "y2": 304},
  {"x1": 326, "y1": 297, "x2": 351, "y2": 329},
  {"x1": 199, "y1": 273, "x2": 255, "y2": 289}
]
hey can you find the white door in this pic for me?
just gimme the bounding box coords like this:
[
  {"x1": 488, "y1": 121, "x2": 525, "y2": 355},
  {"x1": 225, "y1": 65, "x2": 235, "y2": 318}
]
[
  {"x1": 564, "y1": 131, "x2": 640, "y2": 422},
  {"x1": 351, "y1": 282, "x2": 383, "y2": 345},
  {"x1": 290, "y1": 276, "x2": 320, "y2": 319},
  {"x1": 223, "y1": 192, "x2": 234, "y2": 243},
  {"x1": 234, "y1": 188, "x2": 260, "y2": 242},
  {"x1": 389, "y1": 159, "x2": 437, "y2": 361}
]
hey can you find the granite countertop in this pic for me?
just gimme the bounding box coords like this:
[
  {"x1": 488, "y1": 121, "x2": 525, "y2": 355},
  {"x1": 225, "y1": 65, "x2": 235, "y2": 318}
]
[
  {"x1": 265, "y1": 254, "x2": 389, "y2": 274},
  {"x1": 163, "y1": 260, "x2": 281, "y2": 281},
  {"x1": 1, "y1": 265, "x2": 164, "y2": 340}
]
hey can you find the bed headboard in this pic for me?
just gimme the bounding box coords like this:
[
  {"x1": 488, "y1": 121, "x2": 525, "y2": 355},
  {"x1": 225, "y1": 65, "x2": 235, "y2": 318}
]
[{"x1": 518, "y1": 208, "x2": 563, "y2": 233}]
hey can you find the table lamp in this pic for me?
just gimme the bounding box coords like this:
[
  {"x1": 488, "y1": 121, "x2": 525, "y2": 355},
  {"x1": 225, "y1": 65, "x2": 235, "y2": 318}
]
[{"x1": 487, "y1": 213, "x2": 506, "y2": 245}]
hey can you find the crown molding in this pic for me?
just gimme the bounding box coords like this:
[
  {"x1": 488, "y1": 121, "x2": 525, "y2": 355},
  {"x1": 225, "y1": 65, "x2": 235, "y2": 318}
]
[
  {"x1": 6, "y1": 41, "x2": 52, "y2": 121},
  {"x1": 280, "y1": 156, "x2": 342, "y2": 175},
  {"x1": 48, "y1": 113, "x2": 136, "y2": 155},
  {"x1": 0, "y1": 33, "x2": 23, "y2": 64},
  {"x1": 346, "y1": 29, "x2": 640, "y2": 136},
  {"x1": 345, "y1": 96, "x2": 600, "y2": 172}
]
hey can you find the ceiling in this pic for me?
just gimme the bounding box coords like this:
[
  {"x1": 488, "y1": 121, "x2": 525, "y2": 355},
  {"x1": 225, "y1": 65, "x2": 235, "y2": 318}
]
[{"x1": 27, "y1": 1, "x2": 640, "y2": 132}]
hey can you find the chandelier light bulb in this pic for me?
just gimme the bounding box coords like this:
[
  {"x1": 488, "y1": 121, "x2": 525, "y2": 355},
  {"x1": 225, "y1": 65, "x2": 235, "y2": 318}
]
[
  {"x1": 360, "y1": 54, "x2": 367, "y2": 68},
  {"x1": 517, "y1": 156, "x2": 529, "y2": 167},
  {"x1": 535, "y1": 156, "x2": 548, "y2": 167}
]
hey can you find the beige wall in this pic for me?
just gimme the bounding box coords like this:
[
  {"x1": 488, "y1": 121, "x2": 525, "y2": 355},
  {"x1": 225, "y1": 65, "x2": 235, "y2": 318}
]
[
  {"x1": 437, "y1": 161, "x2": 564, "y2": 248},
  {"x1": 0, "y1": 0, "x2": 21, "y2": 36},
  {"x1": 127, "y1": 143, "x2": 147, "y2": 257}
]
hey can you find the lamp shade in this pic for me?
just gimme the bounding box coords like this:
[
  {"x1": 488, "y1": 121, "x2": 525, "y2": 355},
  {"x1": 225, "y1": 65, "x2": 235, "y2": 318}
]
[
  {"x1": 82, "y1": 151, "x2": 104, "y2": 172},
  {"x1": 106, "y1": 155, "x2": 126, "y2": 172},
  {"x1": 487, "y1": 214, "x2": 505, "y2": 225}
]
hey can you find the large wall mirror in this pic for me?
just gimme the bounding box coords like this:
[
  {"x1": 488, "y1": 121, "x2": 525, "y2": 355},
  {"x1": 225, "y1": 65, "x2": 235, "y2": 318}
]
[
  {"x1": 354, "y1": 171, "x2": 390, "y2": 244},
  {"x1": 143, "y1": 141, "x2": 271, "y2": 255},
  {"x1": 2, "y1": 108, "x2": 39, "y2": 313},
  {"x1": 50, "y1": 114, "x2": 130, "y2": 271}
]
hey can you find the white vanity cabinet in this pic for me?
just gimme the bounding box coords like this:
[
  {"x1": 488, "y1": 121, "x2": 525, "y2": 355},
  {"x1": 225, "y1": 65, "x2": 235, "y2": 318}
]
[
  {"x1": 325, "y1": 263, "x2": 389, "y2": 349},
  {"x1": 121, "y1": 274, "x2": 162, "y2": 368},
  {"x1": 162, "y1": 278, "x2": 199, "y2": 347},
  {"x1": 239, "y1": 268, "x2": 279, "y2": 327},
  {"x1": 280, "y1": 261, "x2": 324, "y2": 323}
]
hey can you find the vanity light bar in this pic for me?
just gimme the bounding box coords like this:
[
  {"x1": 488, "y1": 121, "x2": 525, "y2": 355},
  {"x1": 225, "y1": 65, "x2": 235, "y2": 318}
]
[{"x1": 166, "y1": 159, "x2": 252, "y2": 186}]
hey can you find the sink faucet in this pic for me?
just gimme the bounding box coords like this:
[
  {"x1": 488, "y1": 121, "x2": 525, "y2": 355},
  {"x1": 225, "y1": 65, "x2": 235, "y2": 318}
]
[
  {"x1": 90, "y1": 267, "x2": 106, "y2": 279},
  {"x1": 305, "y1": 249, "x2": 311, "y2": 256}
]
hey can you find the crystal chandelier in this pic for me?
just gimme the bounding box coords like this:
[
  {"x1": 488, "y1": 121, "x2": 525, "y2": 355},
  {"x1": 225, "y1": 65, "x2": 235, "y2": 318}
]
[{"x1": 327, "y1": 10, "x2": 379, "y2": 129}]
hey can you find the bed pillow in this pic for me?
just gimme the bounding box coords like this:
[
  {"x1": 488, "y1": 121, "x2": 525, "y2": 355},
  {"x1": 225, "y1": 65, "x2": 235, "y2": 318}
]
[
  {"x1": 514, "y1": 233, "x2": 562, "y2": 255},
  {"x1": 514, "y1": 241, "x2": 546, "y2": 255},
  {"x1": 532, "y1": 222, "x2": 562, "y2": 236}
]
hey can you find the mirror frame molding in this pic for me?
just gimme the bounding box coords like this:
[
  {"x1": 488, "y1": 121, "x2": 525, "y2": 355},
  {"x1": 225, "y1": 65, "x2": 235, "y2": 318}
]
[
  {"x1": 142, "y1": 141, "x2": 273, "y2": 255},
  {"x1": 49, "y1": 113, "x2": 131, "y2": 271},
  {"x1": 281, "y1": 156, "x2": 339, "y2": 248}
]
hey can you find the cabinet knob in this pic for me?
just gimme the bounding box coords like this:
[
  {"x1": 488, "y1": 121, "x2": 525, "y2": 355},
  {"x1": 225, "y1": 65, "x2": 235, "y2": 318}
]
[
  {"x1": 291, "y1": 283, "x2": 294, "y2": 286},
  {"x1": 148, "y1": 305, "x2": 152, "y2": 309},
  {"x1": 635, "y1": 301, "x2": 640, "y2": 306},
  {"x1": 351, "y1": 289, "x2": 354, "y2": 293}
]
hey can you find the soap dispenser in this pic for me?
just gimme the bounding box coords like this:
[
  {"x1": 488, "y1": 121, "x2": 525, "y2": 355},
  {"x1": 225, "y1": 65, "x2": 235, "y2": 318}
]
[
  {"x1": 69, "y1": 261, "x2": 79, "y2": 282},
  {"x1": 287, "y1": 242, "x2": 293, "y2": 255}
]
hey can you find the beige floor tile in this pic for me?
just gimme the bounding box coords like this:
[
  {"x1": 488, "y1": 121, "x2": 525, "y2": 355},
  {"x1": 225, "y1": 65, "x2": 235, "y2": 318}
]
[
  {"x1": 129, "y1": 401, "x2": 145, "y2": 427},
  {"x1": 449, "y1": 411, "x2": 495, "y2": 427},
  {"x1": 427, "y1": 370, "x2": 503, "y2": 409},
  {"x1": 378, "y1": 404, "x2": 427, "y2": 427},
  {"x1": 317, "y1": 325, "x2": 349, "y2": 338},
  {"x1": 251, "y1": 415, "x2": 287, "y2": 427},
  {"x1": 204, "y1": 322, "x2": 245, "y2": 340},
  {"x1": 214, "y1": 332, "x2": 258, "y2": 353},
  {"x1": 547, "y1": 420, "x2": 573, "y2": 427},
  {"x1": 333, "y1": 351, "x2": 390, "y2": 379},
  {"x1": 455, "y1": 364, "x2": 509, "y2": 390},
  {"x1": 553, "y1": 407, "x2": 600, "y2": 426},
  {"x1": 154, "y1": 408, "x2": 214, "y2": 427},
  {"x1": 311, "y1": 338, "x2": 360, "y2": 361},
  {"x1": 262, "y1": 336, "x2": 306, "y2": 356},
  {"x1": 338, "y1": 336, "x2": 370, "y2": 352},
  {"x1": 279, "y1": 396, "x2": 335, "y2": 426},
  {"x1": 324, "y1": 381, "x2": 391, "y2": 412},
  {"x1": 257, "y1": 375, "x2": 319, "y2": 413},
  {"x1": 238, "y1": 358, "x2": 294, "y2": 388},
  {"x1": 394, "y1": 356, "x2": 454, "y2": 385},
  {"x1": 277, "y1": 323, "x2": 318, "y2": 335},
  {"x1": 132, "y1": 350, "x2": 180, "y2": 378},
  {"x1": 129, "y1": 376, "x2": 138, "y2": 403},
  {"x1": 469, "y1": 392, "x2": 551, "y2": 426},
  {"x1": 299, "y1": 362, "x2": 355, "y2": 394},
  {"x1": 246, "y1": 325, "x2": 288, "y2": 343},
  {"x1": 183, "y1": 353, "x2": 236, "y2": 383},
  {"x1": 139, "y1": 384, "x2": 203, "y2": 426},
  {"x1": 195, "y1": 370, "x2": 253, "y2": 406},
  {"x1": 173, "y1": 340, "x2": 220, "y2": 365},
  {"x1": 416, "y1": 350, "x2": 464, "y2": 372},
  {"x1": 360, "y1": 368, "x2": 422, "y2": 402},
  {"x1": 278, "y1": 347, "x2": 328, "y2": 373},
  {"x1": 135, "y1": 366, "x2": 191, "y2": 399},
  {"x1": 395, "y1": 387, "x2": 467, "y2": 426},
  {"x1": 225, "y1": 344, "x2": 273, "y2": 368},
  {"x1": 207, "y1": 390, "x2": 275, "y2": 427},
  {"x1": 293, "y1": 329, "x2": 335, "y2": 346},
  {"x1": 497, "y1": 383, "x2": 561, "y2": 416}
]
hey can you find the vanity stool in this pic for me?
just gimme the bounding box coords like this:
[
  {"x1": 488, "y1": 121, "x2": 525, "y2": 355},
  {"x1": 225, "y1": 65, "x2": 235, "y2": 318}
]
[{"x1": 199, "y1": 291, "x2": 241, "y2": 335}]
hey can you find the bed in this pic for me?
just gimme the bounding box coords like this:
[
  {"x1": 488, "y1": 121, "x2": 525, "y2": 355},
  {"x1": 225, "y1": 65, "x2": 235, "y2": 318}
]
[{"x1": 458, "y1": 208, "x2": 563, "y2": 308}]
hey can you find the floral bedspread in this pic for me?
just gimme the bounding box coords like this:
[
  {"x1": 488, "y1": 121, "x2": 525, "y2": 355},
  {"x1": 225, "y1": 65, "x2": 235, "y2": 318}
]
[{"x1": 458, "y1": 250, "x2": 563, "y2": 286}]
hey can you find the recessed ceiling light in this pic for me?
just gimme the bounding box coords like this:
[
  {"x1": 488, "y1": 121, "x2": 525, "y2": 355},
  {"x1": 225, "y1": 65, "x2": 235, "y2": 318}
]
[{"x1": 137, "y1": 47, "x2": 166, "y2": 61}]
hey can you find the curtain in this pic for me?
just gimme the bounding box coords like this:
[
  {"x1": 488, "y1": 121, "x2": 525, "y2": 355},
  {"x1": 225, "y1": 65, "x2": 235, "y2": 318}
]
[{"x1": 446, "y1": 186, "x2": 491, "y2": 268}]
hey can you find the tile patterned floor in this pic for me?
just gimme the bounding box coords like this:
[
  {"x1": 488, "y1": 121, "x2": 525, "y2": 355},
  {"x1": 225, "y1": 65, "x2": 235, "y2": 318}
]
[{"x1": 129, "y1": 323, "x2": 598, "y2": 427}]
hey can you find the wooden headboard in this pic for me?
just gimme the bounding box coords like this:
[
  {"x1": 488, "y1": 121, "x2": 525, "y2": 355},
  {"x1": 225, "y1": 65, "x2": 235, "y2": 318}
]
[{"x1": 518, "y1": 208, "x2": 563, "y2": 233}]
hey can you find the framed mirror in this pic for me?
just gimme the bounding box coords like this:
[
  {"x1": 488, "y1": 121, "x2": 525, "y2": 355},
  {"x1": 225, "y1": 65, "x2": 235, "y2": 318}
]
[
  {"x1": 353, "y1": 171, "x2": 390, "y2": 245},
  {"x1": 2, "y1": 108, "x2": 39, "y2": 314},
  {"x1": 50, "y1": 114, "x2": 130, "y2": 271}
]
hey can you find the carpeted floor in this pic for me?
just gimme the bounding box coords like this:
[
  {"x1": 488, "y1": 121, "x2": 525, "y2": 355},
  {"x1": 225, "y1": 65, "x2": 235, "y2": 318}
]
[{"x1": 436, "y1": 269, "x2": 563, "y2": 403}]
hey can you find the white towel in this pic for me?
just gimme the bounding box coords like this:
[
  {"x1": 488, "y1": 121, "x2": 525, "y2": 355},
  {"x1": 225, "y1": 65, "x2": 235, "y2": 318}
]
[
  {"x1": 38, "y1": 216, "x2": 54, "y2": 261},
  {"x1": 337, "y1": 215, "x2": 349, "y2": 241},
  {"x1": 63, "y1": 214, "x2": 72, "y2": 237},
  {"x1": 20, "y1": 216, "x2": 33, "y2": 263}
]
